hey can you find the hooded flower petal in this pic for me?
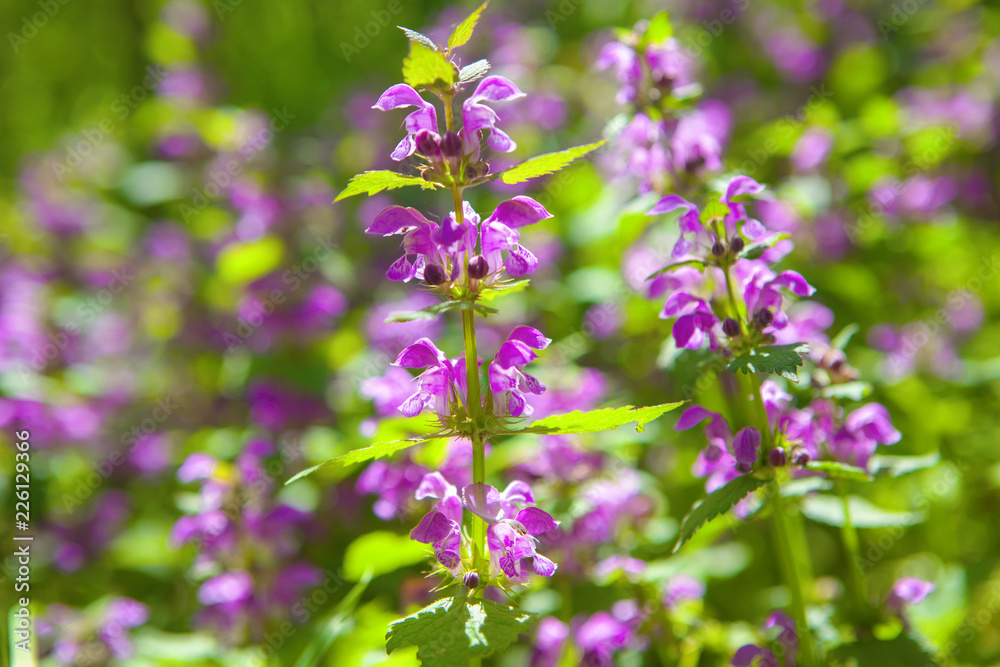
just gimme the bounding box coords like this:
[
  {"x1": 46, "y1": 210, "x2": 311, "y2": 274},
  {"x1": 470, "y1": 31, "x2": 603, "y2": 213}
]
[{"x1": 462, "y1": 483, "x2": 503, "y2": 522}]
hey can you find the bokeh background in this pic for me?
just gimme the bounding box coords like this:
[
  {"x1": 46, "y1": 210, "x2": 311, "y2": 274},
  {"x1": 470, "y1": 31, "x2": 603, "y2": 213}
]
[{"x1": 1, "y1": 0, "x2": 1000, "y2": 665}]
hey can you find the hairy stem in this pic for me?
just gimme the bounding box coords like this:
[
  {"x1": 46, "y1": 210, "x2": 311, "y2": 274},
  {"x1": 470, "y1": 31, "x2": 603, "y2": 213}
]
[
  {"x1": 770, "y1": 484, "x2": 816, "y2": 667},
  {"x1": 837, "y1": 480, "x2": 867, "y2": 618}
]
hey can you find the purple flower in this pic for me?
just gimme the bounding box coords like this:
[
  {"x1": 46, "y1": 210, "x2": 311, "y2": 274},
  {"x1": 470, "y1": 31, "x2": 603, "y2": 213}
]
[
  {"x1": 732, "y1": 610, "x2": 797, "y2": 667},
  {"x1": 461, "y1": 76, "x2": 525, "y2": 155},
  {"x1": 393, "y1": 338, "x2": 464, "y2": 417},
  {"x1": 887, "y1": 576, "x2": 935, "y2": 610},
  {"x1": 373, "y1": 83, "x2": 439, "y2": 161},
  {"x1": 732, "y1": 645, "x2": 779, "y2": 667},
  {"x1": 489, "y1": 326, "x2": 551, "y2": 417},
  {"x1": 734, "y1": 427, "x2": 762, "y2": 464},
  {"x1": 531, "y1": 617, "x2": 569, "y2": 667},
  {"x1": 661, "y1": 291, "x2": 719, "y2": 350},
  {"x1": 663, "y1": 574, "x2": 706, "y2": 609},
  {"x1": 791, "y1": 127, "x2": 833, "y2": 171},
  {"x1": 574, "y1": 611, "x2": 637, "y2": 667},
  {"x1": 669, "y1": 101, "x2": 731, "y2": 174},
  {"x1": 480, "y1": 196, "x2": 553, "y2": 279},
  {"x1": 677, "y1": 406, "x2": 762, "y2": 491},
  {"x1": 464, "y1": 482, "x2": 559, "y2": 581}
]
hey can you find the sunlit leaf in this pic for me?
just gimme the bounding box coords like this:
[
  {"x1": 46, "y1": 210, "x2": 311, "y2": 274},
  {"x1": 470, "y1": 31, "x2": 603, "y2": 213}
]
[
  {"x1": 343, "y1": 531, "x2": 429, "y2": 580},
  {"x1": 403, "y1": 42, "x2": 455, "y2": 89},
  {"x1": 804, "y1": 460, "x2": 873, "y2": 482},
  {"x1": 498, "y1": 141, "x2": 606, "y2": 185},
  {"x1": 801, "y1": 494, "x2": 925, "y2": 528},
  {"x1": 447, "y1": 1, "x2": 489, "y2": 50},
  {"x1": 727, "y1": 343, "x2": 809, "y2": 382},
  {"x1": 516, "y1": 402, "x2": 685, "y2": 435},
  {"x1": 334, "y1": 170, "x2": 441, "y2": 202},
  {"x1": 386, "y1": 596, "x2": 536, "y2": 666}
]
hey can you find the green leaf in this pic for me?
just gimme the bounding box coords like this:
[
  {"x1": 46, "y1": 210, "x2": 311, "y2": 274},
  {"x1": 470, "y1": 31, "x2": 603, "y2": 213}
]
[
  {"x1": 819, "y1": 381, "x2": 872, "y2": 401},
  {"x1": 385, "y1": 301, "x2": 498, "y2": 322},
  {"x1": 800, "y1": 494, "x2": 925, "y2": 528},
  {"x1": 869, "y1": 451, "x2": 940, "y2": 477},
  {"x1": 804, "y1": 461, "x2": 873, "y2": 482},
  {"x1": 343, "y1": 531, "x2": 429, "y2": 580},
  {"x1": 646, "y1": 258, "x2": 707, "y2": 280},
  {"x1": 498, "y1": 141, "x2": 606, "y2": 185},
  {"x1": 781, "y1": 477, "x2": 833, "y2": 497},
  {"x1": 517, "y1": 402, "x2": 685, "y2": 435},
  {"x1": 674, "y1": 475, "x2": 765, "y2": 552},
  {"x1": 398, "y1": 26, "x2": 438, "y2": 50},
  {"x1": 699, "y1": 198, "x2": 729, "y2": 223},
  {"x1": 739, "y1": 232, "x2": 791, "y2": 260},
  {"x1": 459, "y1": 58, "x2": 491, "y2": 83},
  {"x1": 828, "y1": 635, "x2": 939, "y2": 666},
  {"x1": 830, "y1": 323, "x2": 860, "y2": 350},
  {"x1": 334, "y1": 170, "x2": 440, "y2": 202},
  {"x1": 284, "y1": 437, "x2": 433, "y2": 484},
  {"x1": 403, "y1": 42, "x2": 456, "y2": 89},
  {"x1": 726, "y1": 343, "x2": 809, "y2": 382},
  {"x1": 478, "y1": 280, "x2": 529, "y2": 302},
  {"x1": 294, "y1": 572, "x2": 371, "y2": 667},
  {"x1": 447, "y1": 1, "x2": 489, "y2": 50},
  {"x1": 386, "y1": 597, "x2": 537, "y2": 666}
]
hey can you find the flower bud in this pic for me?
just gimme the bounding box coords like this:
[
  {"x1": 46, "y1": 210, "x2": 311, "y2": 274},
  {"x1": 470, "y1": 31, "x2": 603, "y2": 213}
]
[
  {"x1": 753, "y1": 308, "x2": 774, "y2": 330},
  {"x1": 464, "y1": 165, "x2": 478, "y2": 181},
  {"x1": 768, "y1": 447, "x2": 787, "y2": 467},
  {"x1": 790, "y1": 447, "x2": 811, "y2": 467},
  {"x1": 729, "y1": 236, "x2": 745, "y2": 254},
  {"x1": 736, "y1": 461, "x2": 753, "y2": 474},
  {"x1": 734, "y1": 427, "x2": 761, "y2": 464},
  {"x1": 711, "y1": 240, "x2": 726, "y2": 257},
  {"x1": 441, "y1": 130, "x2": 463, "y2": 157},
  {"x1": 463, "y1": 571, "x2": 480, "y2": 590},
  {"x1": 415, "y1": 130, "x2": 440, "y2": 157},
  {"x1": 423, "y1": 264, "x2": 448, "y2": 286},
  {"x1": 468, "y1": 254, "x2": 489, "y2": 280},
  {"x1": 723, "y1": 318, "x2": 741, "y2": 338}
]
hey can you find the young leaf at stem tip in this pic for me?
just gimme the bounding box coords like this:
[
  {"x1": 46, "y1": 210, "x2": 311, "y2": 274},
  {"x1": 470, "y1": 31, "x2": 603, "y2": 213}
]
[
  {"x1": 447, "y1": 1, "x2": 489, "y2": 51},
  {"x1": 403, "y1": 42, "x2": 456, "y2": 89},
  {"x1": 726, "y1": 343, "x2": 809, "y2": 382}
]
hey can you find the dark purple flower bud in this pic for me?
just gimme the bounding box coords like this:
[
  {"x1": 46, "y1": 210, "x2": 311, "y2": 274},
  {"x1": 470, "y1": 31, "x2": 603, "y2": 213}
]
[
  {"x1": 753, "y1": 309, "x2": 774, "y2": 330},
  {"x1": 423, "y1": 264, "x2": 448, "y2": 286},
  {"x1": 768, "y1": 447, "x2": 787, "y2": 467},
  {"x1": 441, "y1": 130, "x2": 463, "y2": 157},
  {"x1": 736, "y1": 461, "x2": 753, "y2": 474},
  {"x1": 729, "y1": 236, "x2": 745, "y2": 254},
  {"x1": 791, "y1": 447, "x2": 811, "y2": 467},
  {"x1": 468, "y1": 255, "x2": 489, "y2": 280},
  {"x1": 711, "y1": 240, "x2": 726, "y2": 257},
  {"x1": 733, "y1": 427, "x2": 761, "y2": 464},
  {"x1": 464, "y1": 571, "x2": 480, "y2": 589},
  {"x1": 464, "y1": 165, "x2": 478, "y2": 181},
  {"x1": 415, "y1": 130, "x2": 440, "y2": 157},
  {"x1": 723, "y1": 318, "x2": 741, "y2": 337}
]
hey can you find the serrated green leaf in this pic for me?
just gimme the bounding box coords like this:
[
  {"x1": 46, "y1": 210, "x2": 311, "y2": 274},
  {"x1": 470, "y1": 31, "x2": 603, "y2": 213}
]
[
  {"x1": 646, "y1": 258, "x2": 707, "y2": 280},
  {"x1": 819, "y1": 381, "x2": 872, "y2": 401},
  {"x1": 801, "y1": 494, "x2": 925, "y2": 528},
  {"x1": 386, "y1": 597, "x2": 537, "y2": 666},
  {"x1": 830, "y1": 323, "x2": 860, "y2": 350},
  {"x1": 699, "y1": 198, "x2": 729, "y2": 223},
  {"x1": 478, "y1": 280, "x2": 529, "y2": 302},
  {"x1": 403, "y1": 42, "x2": 456, "y2": 89},
  {"x1": 517, "y1": 402, "x2": 684, "y2": 435},
  {"x1": 870, "y1": 451, "x2": 940, "y2": 477},
  {"x1": 727, "y1": 343, "x2": 809, "y2": 382},
  {"x1": 459, "y1": 58, "x2": 491, "y2": 83},
  {"x1": 343, "y1": 531, "x2": 429, "y2": 580},
  {"x1": 285, "y1": 437, "x2": 435, "y2": 483},
  {"x1": 334, "y1": 170, "x2": 440, "y2": 202},
  {"x1": 804, "y1": 460, "x2": 873, "y2": 482},
  {"x1": 828, "y1": 635, "x2": 939, "y2": 666},
  {"x1": 674, "y1": 475, "x2": 765, "y2": 552},
  {"x1": 447, "y1": 1, "x2": 489, "y2": 50},
  {"x1": 398, "y1": 26, "x2": 438, "y2": 50},
  {"x1": 498, "y1": 141, "x2": 606, "y2": 185},
  {"x1": 385, "y1": 301, "x2": 498, "y2": 323}
]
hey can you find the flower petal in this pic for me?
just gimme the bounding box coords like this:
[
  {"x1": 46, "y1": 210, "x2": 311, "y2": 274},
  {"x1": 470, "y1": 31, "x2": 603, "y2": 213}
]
[
  {"x1": 516, "y1": 507, "x2": 559, "y2": 535},
  {"x1": 485, "y1": 196, "x2": 553, "y2": 229},
  {"x1": 462, "y1": 483, "x2": 502, "y2": 522},
  {"x1": 394, "y1": 339, "x2": 446, "y2": 369}
]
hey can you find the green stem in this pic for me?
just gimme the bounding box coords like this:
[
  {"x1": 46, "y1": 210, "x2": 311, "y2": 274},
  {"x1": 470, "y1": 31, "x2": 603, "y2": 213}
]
[
  {"x1": 837, "y1": 480, "x2": 867, "y2": 618},
  {"x1": 770, "y1": 483, "x2": 816, "y2": 667}
]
